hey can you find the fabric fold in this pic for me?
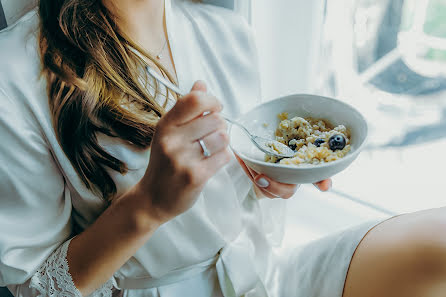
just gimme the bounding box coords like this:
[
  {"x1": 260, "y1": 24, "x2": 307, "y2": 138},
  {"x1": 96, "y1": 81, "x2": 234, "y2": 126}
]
[{"x1": 216, "y1": 239, "x2": 269, "y2": 297}]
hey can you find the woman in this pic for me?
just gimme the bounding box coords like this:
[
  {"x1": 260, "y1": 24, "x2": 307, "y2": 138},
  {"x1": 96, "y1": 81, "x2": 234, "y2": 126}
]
[{"x1": 0, "y1": 0, "x2": 445, "y2": 296}]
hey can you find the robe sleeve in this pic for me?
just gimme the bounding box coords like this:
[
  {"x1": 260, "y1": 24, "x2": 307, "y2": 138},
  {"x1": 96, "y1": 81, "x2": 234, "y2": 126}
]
[{"x1": 0, "y1": 86, "x2": 115, "y2": 297}]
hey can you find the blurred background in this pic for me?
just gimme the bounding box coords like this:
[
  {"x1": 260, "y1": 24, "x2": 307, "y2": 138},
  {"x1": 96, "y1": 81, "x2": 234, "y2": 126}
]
[{"x1": 248, "y1": 0, "x2": 446, "y2": 250}]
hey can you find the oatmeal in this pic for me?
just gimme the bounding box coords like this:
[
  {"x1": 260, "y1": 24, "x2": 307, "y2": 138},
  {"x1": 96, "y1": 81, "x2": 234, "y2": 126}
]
[{"x1": 265, "y1": 112, "x2": 351, "y2": 165}]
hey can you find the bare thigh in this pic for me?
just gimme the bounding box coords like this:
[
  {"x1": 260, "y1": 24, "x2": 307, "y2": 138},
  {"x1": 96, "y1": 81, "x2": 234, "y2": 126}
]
[{"x1": 343, "y1": 207, "x2": 446, "y2": 297}]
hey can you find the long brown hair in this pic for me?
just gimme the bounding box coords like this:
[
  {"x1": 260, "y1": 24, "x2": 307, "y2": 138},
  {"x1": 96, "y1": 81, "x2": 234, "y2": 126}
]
[{"x1": 39, "y1": 0, "x2": 177, "y2": 201}]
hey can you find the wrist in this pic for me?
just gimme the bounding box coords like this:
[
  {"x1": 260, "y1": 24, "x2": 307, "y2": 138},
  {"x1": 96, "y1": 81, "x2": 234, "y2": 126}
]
[{"x1": 117, "y1": 184, "x2": 165, "y2": 235}]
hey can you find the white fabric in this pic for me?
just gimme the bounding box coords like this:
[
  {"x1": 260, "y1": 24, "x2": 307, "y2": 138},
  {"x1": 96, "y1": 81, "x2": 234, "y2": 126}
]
[
  {"x1": 0, "y1": 0, "x2": 286, "y2": 296},
  {"x1": 278, "y1": 220, "x2": 383, "y2": 297},
  {"x1": 0, "y1": 1, "x2": 385, "y2": 297},
  {"x1": 29, "y1": 239, "x2": 83, "y2": 297},
  {"x1": 215, "y1": 237, "x2": 268, "y2": 297},
  {"x1": 28, "y1": 238, "x2": 116, "y2": 297}
]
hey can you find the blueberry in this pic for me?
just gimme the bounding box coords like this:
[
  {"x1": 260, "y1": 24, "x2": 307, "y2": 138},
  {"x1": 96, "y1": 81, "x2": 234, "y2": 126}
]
[
  {"x1": 288, "y1": 142, "x2": 297, "y2": 151},
  {"x1": 329, "y1": 135, "x2": 346, "y2": 151},
  {"x1": 314, "y1": 138, "x2": 325, "y2": 147}
]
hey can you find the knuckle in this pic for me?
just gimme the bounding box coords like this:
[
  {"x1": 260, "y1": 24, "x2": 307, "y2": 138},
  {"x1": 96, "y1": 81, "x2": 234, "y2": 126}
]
[
  {"x1": 211, "y1": 96, "x2": 223, "y2": 110},
  {"x1": 207, "y1": 112, "x2": 220, "y2": 123},
  {"x1": 210, "y1": 114, "x2": 226, "y2": 130},
  {"x1": 155, "y1": 118, "x2": 167, "y2": 133},
  {"x1": 218, "y1": 130, "x2": 230, "y2": 147},
  {"x1": 187, "y1": 92, "x2": 203, "y2": 108},
  {"x1": 216, "y1": 116, "x2": 227, "y2": 130},
  {"x1": 158, "y1": 136, "x2": 172, "y2": 155},
  {"x1": 157, "y1": 117, "x2": 176, "y2": 134}
]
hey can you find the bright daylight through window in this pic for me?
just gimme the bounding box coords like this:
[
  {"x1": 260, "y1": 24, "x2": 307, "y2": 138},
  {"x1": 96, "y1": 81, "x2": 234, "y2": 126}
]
[
  {"x1": 312, "y1": 0, "x2": 446, "y2": 214},
  {"x1": 250, "y1": 0, "x2": 446, "y2": 247}
]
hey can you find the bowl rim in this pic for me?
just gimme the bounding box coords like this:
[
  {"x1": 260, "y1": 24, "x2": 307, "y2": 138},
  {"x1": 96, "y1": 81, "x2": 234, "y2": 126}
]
[{"x1": 229, "y1": 93, "x2": 369, "y2": 170}]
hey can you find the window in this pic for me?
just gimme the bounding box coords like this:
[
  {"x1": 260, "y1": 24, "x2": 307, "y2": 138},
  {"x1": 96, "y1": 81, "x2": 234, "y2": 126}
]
[
  {"x1": 250, "y1": 0, "x2": 446, "y2": 244},
  {"x1": 317, "y1": 0, "x2": 446, "y2": 214}
]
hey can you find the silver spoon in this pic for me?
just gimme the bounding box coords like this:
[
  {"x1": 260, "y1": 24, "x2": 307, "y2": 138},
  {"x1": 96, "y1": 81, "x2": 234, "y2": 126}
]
[{"x1": 146, "y1": 66, "x2": 295, "y2": 159}]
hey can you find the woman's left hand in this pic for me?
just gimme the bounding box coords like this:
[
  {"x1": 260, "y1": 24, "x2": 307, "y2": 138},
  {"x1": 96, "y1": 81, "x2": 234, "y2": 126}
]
[{"x1": 235, "y1": 154, "x2": 332, "y2": 199}]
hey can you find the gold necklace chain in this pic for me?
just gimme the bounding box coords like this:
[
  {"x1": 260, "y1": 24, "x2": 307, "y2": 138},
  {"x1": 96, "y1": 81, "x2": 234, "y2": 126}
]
[{"x1": 156, "y1": 39, "x2": 168, "y2": 60}]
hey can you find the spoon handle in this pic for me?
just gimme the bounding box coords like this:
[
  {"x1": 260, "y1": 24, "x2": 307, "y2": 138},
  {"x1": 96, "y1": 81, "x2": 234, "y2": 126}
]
[
  {"x1": 146, "y1": 65, "x2": 185, "y2": 96},
  {"x1": 146, "y1": 65, "x2": 248, "y2": 132},
  {"x1": 221, "y1": 116, "x2": 252, "y2": 137},
  {"x1": 147, "y1": 66, "x2": 294, "y2": 158}
]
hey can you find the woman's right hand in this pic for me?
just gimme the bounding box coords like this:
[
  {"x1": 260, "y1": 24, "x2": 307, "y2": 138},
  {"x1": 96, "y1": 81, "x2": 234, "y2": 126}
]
[{"x1": 136, "y1": 81, "x2": 232, "y2": 224}]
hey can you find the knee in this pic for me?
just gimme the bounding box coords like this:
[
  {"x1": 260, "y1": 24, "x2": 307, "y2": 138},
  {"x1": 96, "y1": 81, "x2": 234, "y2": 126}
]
[
  {"x1": 402, "y1": 209, "x2": 446, "y2": 274},
  {"x1": 392, "y1": 210, "x2": 446, "y2": 295},
  {"x1": 344, "y1": 209, "x2": 446, "y2": 297}
]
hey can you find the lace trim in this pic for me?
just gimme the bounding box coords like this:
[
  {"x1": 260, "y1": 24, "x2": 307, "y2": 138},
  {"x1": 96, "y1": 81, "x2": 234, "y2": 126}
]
[
  {"x1": 91, "y1": 277, "x2": 116, "y2": 297},
  {"x1": 29, "y1": 238, "x2": 116, "y2": 297}
]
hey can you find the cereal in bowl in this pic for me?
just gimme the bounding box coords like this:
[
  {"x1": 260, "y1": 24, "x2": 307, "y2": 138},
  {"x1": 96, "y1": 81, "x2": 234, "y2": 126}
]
[{"x1": 265, "y1": 112, "x2": 351, "y2": 165}]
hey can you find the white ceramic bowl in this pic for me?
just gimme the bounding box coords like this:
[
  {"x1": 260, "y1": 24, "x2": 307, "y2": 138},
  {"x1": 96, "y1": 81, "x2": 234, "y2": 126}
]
[{"x1": 229, "y1": 94, "x2": 368, "y2": 184}]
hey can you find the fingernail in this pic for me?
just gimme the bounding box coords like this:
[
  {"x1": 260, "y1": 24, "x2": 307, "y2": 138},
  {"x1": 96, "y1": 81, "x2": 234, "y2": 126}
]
[
  {"x1": 317, "y1": 180, "x2": 332, "y2": 192},
  {"x1": 256, "y1": 177, "x2": 270, "y2": 188},
  {"x1": 327, "y1": 180, "x2": 333, "y2": 191},
  {"x1": 315, "y1": 183, "x2": 324, "y2": 192}
]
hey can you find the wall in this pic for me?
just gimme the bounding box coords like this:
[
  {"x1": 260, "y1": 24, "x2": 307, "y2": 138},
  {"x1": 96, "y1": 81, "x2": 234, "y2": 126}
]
[
  {"x1": 2, "y1": 0, "x2": 36, "y2": 24},
  {"x1": 251, "y1": 0, "x2": 326, "y2": 100}
]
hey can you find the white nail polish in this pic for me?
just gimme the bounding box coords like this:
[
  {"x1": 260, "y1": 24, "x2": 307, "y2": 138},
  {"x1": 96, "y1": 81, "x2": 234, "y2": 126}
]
[
  {"x1": 327, "y1": 180, "x2": 333, "y2": 192},
  {"x1": 256, "y1": 178, "x2": 269, "y2": 188}
]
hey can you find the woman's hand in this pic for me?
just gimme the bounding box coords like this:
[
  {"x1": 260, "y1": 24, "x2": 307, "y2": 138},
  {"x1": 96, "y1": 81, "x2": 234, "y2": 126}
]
[
  {"x1": 136, "y1": 81, "x2": 231, "y2": 224},
  {"x1": 234, "y1": 154, "x2": 332, "y2": 199}
]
